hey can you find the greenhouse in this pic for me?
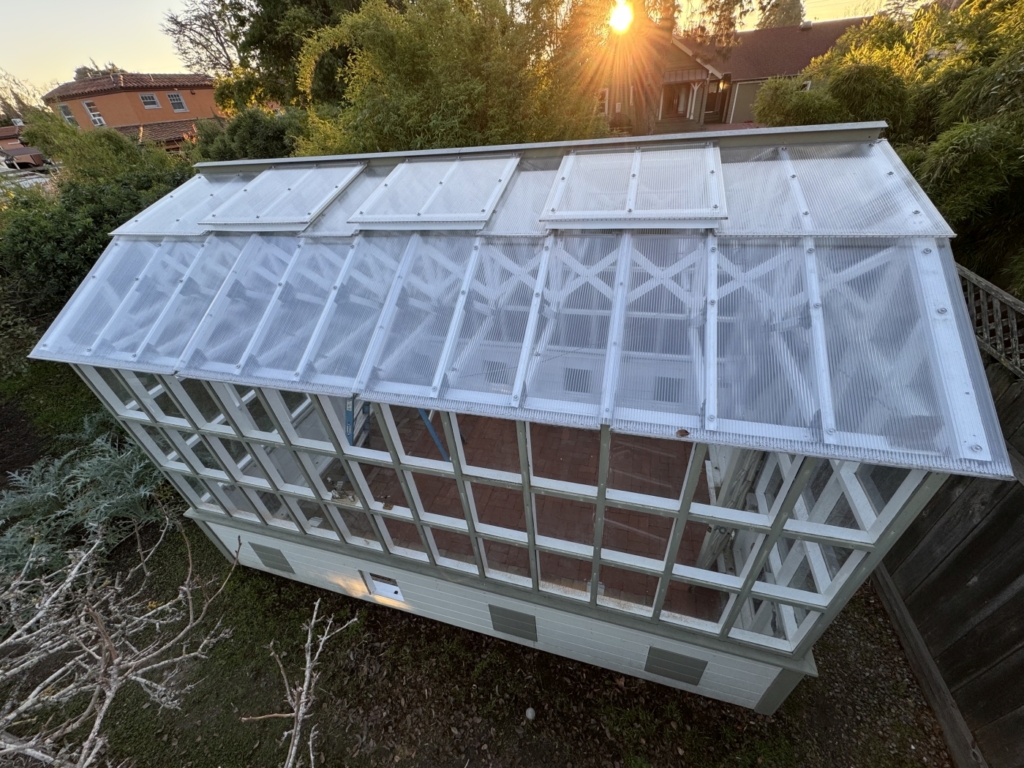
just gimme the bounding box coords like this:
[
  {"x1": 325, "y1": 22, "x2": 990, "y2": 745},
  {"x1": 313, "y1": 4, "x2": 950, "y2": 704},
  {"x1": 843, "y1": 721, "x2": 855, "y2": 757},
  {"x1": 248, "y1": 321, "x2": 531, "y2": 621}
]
[{"x1": 33, "y1": 121, "x2": 1011, "y2": 713}]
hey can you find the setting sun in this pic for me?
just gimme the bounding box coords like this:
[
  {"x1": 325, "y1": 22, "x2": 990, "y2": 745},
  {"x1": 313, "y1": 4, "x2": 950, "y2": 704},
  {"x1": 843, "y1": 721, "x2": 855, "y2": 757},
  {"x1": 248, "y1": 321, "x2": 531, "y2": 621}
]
[{"x1": 609, "y1": 0, "x2": 634, "y2": 34}]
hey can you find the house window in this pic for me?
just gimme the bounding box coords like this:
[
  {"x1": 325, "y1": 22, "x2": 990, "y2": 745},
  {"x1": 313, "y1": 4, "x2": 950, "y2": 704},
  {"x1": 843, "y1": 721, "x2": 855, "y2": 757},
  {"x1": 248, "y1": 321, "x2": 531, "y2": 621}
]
[
  {"x1": 140, "y1": 93, "x2": 160, "y2": 109},
  {"x1": 166, "y1": 92, "x2": 188, "y2": 112},
  {"x1": 83, "y1": 101, "x2": 105, "y2": 127},
  {"x1": 596, "y1": 88, "x2": 609, "y2": 116},
  {"x1": 58, "y1": 104, "x2": 78, "y2": 126}
]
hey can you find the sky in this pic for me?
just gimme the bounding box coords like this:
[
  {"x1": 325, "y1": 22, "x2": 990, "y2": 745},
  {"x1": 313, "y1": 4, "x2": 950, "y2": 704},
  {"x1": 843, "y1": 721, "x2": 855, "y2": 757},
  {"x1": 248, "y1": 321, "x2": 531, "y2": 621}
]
[{"x1": 2, "y1": 0, "x2": 882, "y2": 93}]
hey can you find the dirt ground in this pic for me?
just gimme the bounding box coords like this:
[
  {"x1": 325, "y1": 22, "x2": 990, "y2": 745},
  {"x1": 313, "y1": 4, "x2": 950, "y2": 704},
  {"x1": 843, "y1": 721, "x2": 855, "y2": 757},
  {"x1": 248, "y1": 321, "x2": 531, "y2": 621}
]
[{"x1": 99, "y1": 522, "x2": 951, "y2": 768}]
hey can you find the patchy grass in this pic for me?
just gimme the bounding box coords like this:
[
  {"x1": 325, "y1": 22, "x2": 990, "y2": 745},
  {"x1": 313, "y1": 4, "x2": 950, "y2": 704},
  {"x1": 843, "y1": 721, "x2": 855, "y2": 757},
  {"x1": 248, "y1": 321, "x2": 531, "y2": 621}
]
[
  {"x1": 0, "y1": 358, "x2": 98, "y2": 445},
  {"x1": 100, "y1": 517, "x2": 952, "y2": 768}
]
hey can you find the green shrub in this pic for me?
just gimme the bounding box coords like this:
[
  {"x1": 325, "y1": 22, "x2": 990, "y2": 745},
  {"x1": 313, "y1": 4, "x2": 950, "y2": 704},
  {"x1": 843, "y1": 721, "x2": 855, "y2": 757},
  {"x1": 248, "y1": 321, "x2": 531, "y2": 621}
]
[
  {"x1": 194, "y1": 107, "x2": 306, "y2": 161},
  {"x1": 753, "y1": 78, "x2": 851, "y2": 127}
]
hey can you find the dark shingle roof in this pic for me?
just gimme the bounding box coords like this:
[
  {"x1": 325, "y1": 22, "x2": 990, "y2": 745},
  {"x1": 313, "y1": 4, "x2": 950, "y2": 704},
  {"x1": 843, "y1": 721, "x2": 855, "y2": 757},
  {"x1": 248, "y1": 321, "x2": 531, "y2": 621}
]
[
  {"x1": 679, "y1": 17, "x2": 868, "y2": 81},
  {"x1": 113, "y1": 118, "x2": 200, "y2": 145},
  {"x1": 43, "y1": 73, "x2": 214, "y2": 103}
]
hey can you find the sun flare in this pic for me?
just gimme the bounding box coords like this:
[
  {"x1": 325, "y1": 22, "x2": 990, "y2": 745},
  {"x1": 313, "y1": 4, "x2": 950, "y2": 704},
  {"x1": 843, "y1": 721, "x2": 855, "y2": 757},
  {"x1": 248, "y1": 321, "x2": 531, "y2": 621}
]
[{"x1": 609, "y1": 1, "x2": 634, "y2": 34}]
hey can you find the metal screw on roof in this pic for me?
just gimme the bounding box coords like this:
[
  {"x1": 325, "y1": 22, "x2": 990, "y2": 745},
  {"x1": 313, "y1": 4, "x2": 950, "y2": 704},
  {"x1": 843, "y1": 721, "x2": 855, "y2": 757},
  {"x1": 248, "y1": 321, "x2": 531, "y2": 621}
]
[
  {"x1": 710, "y1": 170, "x2": 715, "y2": 174},
  {"x1": 887, "y1": 171, "x2": 895, "y2": 176},
  {"x1": 417, "y1": 212, "x2": 422, "y2": 216},
  {"x1": 923, "y1": 248, "x2": 932, "y2": 254},
  {"x1": 359, "y1": 211, "x2": 364, "y2": 214},
  {"x1": 708, "y1": 415, "x2": 716, "y2": 421},
  {"x1": 807, "y1": 248, "x2": 814, "y2": 254},
  {"x1": 971, "y1": 444, "x2": 983, "y2": 452},
  {"x1": 937, "y1": 307, "x2": 948, "y2": 314},
  {"x1": 913, "y1": 210, "x2": 921, "y2": 215},
  {"x1": 710, "y1": 246, "x2": 716, "y2": 252},
  {"x1": 790, "y1": 174, "x2": 796, "y2": 179},
  {"x1": 713, "y1": 204, "x2": 718, "y2": 209},
  {"x1": 278, "y1": 282, "x2": 283, "y2": 286},
  {"x1": 535, "y1": 291, "x2": 541, "y2": 297},
  {"x1": 813, "y1": 302, "x2": 821, "y2": 309},
  {"x1": 709, "y1": 299, "x2": 716, "y2": 306},
  {"x1": 631, "y1": 173, "x2": 636, "y2": 178},
  {"x1": 627, "y1": 208, "x2": 633, "y2": 213},
  {"x1": 826, "y1": 427, "x2": 836, "y2": 435},
  {"x1": 461, "y1": 290, "x2": 467, "y2": 295},
  {"x1": 561, "y1": 176, "x2": 566, "y2": 180},
  {"x1": 802, "y1": 211, "x2": 809, "y2": 216}
]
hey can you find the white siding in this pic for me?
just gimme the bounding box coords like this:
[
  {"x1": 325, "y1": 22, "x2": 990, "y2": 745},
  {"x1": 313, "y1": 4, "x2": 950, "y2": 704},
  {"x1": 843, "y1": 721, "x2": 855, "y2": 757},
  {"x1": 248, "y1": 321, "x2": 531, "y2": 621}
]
[{"x1": 207, "y1": 522, "x2": 787, "y2": 709}]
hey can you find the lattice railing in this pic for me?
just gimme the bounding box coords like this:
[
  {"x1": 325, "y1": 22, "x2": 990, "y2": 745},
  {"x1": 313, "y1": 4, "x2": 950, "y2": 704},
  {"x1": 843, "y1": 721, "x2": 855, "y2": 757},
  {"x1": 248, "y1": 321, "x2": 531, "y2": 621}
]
[{"x1": 958, "y1": 264, "x2": 1024, "y2": 379}]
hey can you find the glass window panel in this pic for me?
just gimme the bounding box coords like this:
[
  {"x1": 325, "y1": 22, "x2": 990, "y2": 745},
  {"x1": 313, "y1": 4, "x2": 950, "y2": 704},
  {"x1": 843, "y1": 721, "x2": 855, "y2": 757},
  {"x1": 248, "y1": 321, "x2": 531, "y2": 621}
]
[
  {"x1": 676, "y1": 520, "x2": 752, "y2": 577},
  {"x1": 295, "y1": 499, "x2": 335, "y2": 536},
  {"x1": 360, "y1": 464, "x2": 408, "y2": 510},
  {"x1": 538, "y1": 551, "x2": 590, "y2": 599},
  {"x1": 607, "y1": 433, "x2": 691, "y2": 499},
  {"x1": 411, "y1": 473, "x2": 462, "y2": 519},
  {"x1": 528, "y1": 424, "x2": 601, "y2": 486},
  {"x1": 535, "y1": 496, "x2": 594, "y2": 546},
  {"x1": 258, "y1": 491, "x2": 296, "y2": 528},
  {"x1": 316, "y1": 457, "x2": 357, "y2": 501},
  {"x1": 381, "y1": 517, "x2": 424, "y2": 554},
  {"x1": 218, "y1": 438, "x2": 269, "y2": 483},
  {"x1": 190, "y1": 438, "x2": 226, "y2": 475},
  {"x1": 430, "y1": 528, "x2": 476, "y2": 568},
  {"x1": 472, "y1": 484, "x2": 526, "y2": 532},
  {"x1": 217, "y1": 483, "x2": 261, "y2": 521},
  {"x1": 481, "y1": 159, "x2": 557, "y2": 236},
  {"x1": 483, "y1": 539, "x2": 531, "y2": 581},
  {"x1": 760, "y1": 537, "x2": 822, "y2": 593},
  {"x1": 294, "y1": 400, "x2": 334, "y2": 447},
  {"x1": 662, "y1": 580, "x2": 728, "y2": 625},
  {"x1": 856, "y1": 463, "x2": 911, "y2": 514},
  {"x1": 734, "y1": 598, "x2": 790, "y2": 641},
  {"x1": 265, "y1": 447, "x2": 311, "y2": 491},
  {"x1": 602, "y1": 507, "x2": 672, "y2": 561},
  {"x1": 329, "y1": 504, "x2": 377, "y2": 544},
  {"x1": 391, "y1": 406, "x2": 450, "y2": 461},
  {"x1": 140, "y1": 424, "x2": 179, "y2": 464},
  {"x1": 95, "y1": 367, "x2": 141, "y2": 412},
  {"x1": 598, "y1": 565, "x2": 659, "y2": 612},
  {"x1": 179, "y1": 378, "x2": 223, "y2": 425},
  {"x1": 458, "y1": 416, "x2": 520, "y2": 474}
]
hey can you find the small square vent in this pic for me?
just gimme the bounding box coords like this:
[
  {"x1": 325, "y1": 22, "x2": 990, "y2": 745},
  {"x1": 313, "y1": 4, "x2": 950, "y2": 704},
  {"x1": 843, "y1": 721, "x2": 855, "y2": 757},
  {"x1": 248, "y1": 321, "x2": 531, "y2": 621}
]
[
  {"x1": 249, "y1": 542, "x2": 295, "y2": 574},
  {"x1": 563, "y1": 367, "x2": 592, "y2": 394},
  {"x1": 488, "y1": 605, "x2": 538, "y2": 642},
  {"x1": 644, "y1": 647, "x2": 707, "y2": 686}
]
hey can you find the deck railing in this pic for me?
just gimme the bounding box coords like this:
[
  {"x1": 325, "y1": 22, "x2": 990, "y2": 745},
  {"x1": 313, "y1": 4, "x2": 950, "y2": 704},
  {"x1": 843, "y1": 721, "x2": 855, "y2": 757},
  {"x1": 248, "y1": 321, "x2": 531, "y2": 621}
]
[{"x1": 958, "y1": 264, "x2": 1024, "y2": 379}]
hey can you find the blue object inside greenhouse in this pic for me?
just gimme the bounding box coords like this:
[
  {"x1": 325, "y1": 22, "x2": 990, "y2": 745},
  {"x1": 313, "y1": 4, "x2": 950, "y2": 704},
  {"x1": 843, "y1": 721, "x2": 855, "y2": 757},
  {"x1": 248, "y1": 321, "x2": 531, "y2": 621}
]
[{"x1": 31, "y1": 124, "x2": 1012, "y2": 479}]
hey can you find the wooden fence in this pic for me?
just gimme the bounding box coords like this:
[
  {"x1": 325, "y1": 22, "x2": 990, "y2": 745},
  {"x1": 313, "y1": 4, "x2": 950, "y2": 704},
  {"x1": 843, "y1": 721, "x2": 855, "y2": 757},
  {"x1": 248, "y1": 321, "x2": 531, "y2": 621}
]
[{"x1": 882, "y1": 361, "x2": 1024, "y2": 768}]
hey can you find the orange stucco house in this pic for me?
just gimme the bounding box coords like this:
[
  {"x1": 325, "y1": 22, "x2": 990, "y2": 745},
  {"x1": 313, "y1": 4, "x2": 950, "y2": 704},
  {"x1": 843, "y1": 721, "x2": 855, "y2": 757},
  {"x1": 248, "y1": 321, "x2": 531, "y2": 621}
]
[{"x1": 42, "y1": 73, "x2": 221, "y2": 149}]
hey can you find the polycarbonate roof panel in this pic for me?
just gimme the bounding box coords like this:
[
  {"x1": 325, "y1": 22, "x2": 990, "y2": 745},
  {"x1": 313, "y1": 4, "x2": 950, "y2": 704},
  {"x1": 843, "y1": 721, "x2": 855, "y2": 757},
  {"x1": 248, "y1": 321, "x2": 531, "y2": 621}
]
[
  {"x1": 200, "y1": 164, "x2": 364, "y2": 230},
  {"x1": 350, "y1": 155, "x2": 519, "y2": 229},
  {"x1": 34, "y1": 130, "x2": 1009, "y2": 478},
  {"x1": 718, "y1": 142, "x2": 953, "y2": 237},
  {"x1": 112, "y1": 173, "x2": 254, "y2": 236},
  {"x1": 541, "y1": 145, "x2": 726, "y2": 228}
]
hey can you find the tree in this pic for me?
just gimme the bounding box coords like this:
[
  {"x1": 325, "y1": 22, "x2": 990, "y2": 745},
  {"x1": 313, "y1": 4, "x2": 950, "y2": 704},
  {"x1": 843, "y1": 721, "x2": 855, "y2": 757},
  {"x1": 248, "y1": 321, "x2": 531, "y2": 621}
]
[
  {"x1": 0, "y1": 522, "x2": 236, "y2": 765},
  {"x1": 294, "y1": 0, "x2": 607, "y2": 155},
  {"x1": 752, "y1": 0, "x2": 1024, "y2": 295},
  {"x1": 193, "y1": 107, "x2": 305, "y2": 160},
  {"x1": 163, "y1": 0, "x2": 253, "y2": 74},
  {"x1": 1, "y1": 110, "x2": 192, "y2": 318},
  {"x1": 757, "y1": 0, "x2": 803, "y2": 29},
  {"x1": 73, "y1": 61, "x2": 125, "y2": 81}
]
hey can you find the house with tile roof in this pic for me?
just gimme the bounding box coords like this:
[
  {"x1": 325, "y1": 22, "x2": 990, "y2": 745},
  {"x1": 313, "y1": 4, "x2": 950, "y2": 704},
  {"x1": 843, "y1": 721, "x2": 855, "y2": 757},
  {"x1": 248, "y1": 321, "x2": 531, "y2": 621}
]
[
  {"x1": 42, "y1": 73, "x2": 221, "y2": 149},
  {"x1": 601, "y1": 17, "x2": 867, "y2": 134}
]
